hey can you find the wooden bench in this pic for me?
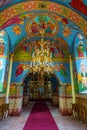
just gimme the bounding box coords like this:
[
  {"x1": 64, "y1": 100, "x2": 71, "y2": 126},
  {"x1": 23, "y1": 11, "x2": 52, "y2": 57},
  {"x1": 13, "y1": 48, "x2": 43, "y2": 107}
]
[
  {"x1": 71, "y1": 103, "x2": 87, "y2": 127},
  {"x1": 71, "y1": 103, "x2": 81, "y2": 119},
  {"x1": 0, "y1": 103, "x2": 9, "y2": 121},
  {"x1": 0, "y1": 105, "x2": 4, "y2": 120}
]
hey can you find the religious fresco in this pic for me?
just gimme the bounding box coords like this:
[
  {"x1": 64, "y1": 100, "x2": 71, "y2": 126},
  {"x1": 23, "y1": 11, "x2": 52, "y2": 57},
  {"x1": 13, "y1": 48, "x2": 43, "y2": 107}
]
[
  {"x1": 54, "y1": 63, "x2": 67, "y2": 77},
  {"x1": 74, "y1": 32, "x2": 87, "y2": 94},
  {"x1": 26, "y1": 15, "x2": 58, "y2": 36},
  {"x1": 54, "y1": 62, "x2": 71, "y2": 84},
  {"x1": 0, "y1": 30, "x2": 6, "y2": 55},
  {"x1": 11, "y1": 62, "x2": 30, "y2": 83},
  {"x1": 10, "y1": 82, "x2": 17, "y2": 95},
  {"x1": 28, "y1": 40, "x2": 69, "y2": 59},
  {"x1": 0, "y1": 30, "x2": 9, "y2": 56},
  {"x1": 0, "y1": 13, "x2": 35, "y2": 30},
  {"x1": 76, "y1": 41, "x2": 85, "y2": 58},
  {"x1": 11, "y1": 58, "x2": 70, "y2": 84},
  {"x1": 13, "y1": 44, "x2": 30, "y2": 61},
  {"x1": 0, "y1": 1, "x2": 87, "y2": 37},
  {"x1": 74, "y1": 33, "x2": 86, "y2": 58},
  {"x1": 15, "y1": 63, "x2": 29, "y2": 77},
  {"x1": 13, "y1": 38, "x2": 69, "y2": 62},
  {"x1": 0, "y1": 0, "x2": 87, "y2": 117},
  {"x1": 0, "y1": 58, "x2": 6, "y2": 91},
  {"x1": 0, "y1": 38, "x2": 9, "y2": 56},
  {"x1": 7, "y1": 19, "x2": 78, "y2": 54},
  {"x1": 0, "y1": 30, "x2": 9, "y2": 92},
  {"x1": 0, "y1": 38, "x2": 5, "y2": 55},
  {"x1": 12, "y1": 61, "x2": 69, "y2": 83},
  {"x1": 0, "y1": 0, "x2": 86, "y2": 94},
  {"x1": 76, "y1": 59, "x2": 87, "y2": 94}
]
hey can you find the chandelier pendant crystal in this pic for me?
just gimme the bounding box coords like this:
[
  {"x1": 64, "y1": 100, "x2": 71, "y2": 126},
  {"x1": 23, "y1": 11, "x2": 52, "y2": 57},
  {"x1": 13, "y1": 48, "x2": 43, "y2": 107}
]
[{"x1": 30, "y1": 29, "x2": 54, "y2": 76}]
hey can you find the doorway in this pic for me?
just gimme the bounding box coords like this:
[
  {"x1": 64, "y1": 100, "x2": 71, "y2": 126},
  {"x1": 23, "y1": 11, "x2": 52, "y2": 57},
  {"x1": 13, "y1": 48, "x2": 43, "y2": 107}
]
[{"x1": 22, "y1": 73, "x2": 59, "y2": 106}]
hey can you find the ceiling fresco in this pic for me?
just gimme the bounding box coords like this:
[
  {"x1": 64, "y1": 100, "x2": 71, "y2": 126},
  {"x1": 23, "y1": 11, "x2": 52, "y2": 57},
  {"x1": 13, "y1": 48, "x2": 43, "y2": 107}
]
[
  {"x1": 0, "y1": 0, "x2": 87, "y2": 95},
  {"x1": 0, "y1": 0, "x2": 86, "y2": 58},
  {"x1": 0, "y1": 1, "x2": 87, "y2": 37},
  {"x1": 3, "y1": 11, "x2": 82, "y2": 53},
  {"x1": 13, "y1": 38, "x2": 69, "y2": 62},
  {"x1": 26, "y1": 14, "x2": 58, "y2": 36},
  {"x1": 0, "y1": 7, "x2": 85, "y2": 58},
  {"x1": 0, "y1": 0, "x2": 87, "y2": 18}
]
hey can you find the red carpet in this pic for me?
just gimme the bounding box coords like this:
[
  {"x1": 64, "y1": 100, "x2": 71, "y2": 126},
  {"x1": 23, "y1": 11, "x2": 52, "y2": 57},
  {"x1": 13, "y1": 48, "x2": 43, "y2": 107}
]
[{"x1": 23, "y1": 101, "x2": 59, "y2": 130}]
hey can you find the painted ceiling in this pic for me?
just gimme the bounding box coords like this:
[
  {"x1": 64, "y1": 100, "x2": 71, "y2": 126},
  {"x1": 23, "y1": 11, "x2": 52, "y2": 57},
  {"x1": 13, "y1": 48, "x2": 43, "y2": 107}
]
[
  {"x1": 0, "y1": 0, "x2": 87, "y2": 18},
  {"x1": 0, "y1": 0, "x2": 87, "y2": 56},
  {"x1": 0, "y1": 0, "x2": 87, "y2": 94}
]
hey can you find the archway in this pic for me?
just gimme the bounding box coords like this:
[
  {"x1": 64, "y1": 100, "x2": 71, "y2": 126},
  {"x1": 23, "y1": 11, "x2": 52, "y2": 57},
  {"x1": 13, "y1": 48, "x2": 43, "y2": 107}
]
[
  {"x1": 0, "y1": 0, "x2": 86, "y2": 117},
  {"x1": 22, "y1": 72, "x2": 60, "y2": 107}
]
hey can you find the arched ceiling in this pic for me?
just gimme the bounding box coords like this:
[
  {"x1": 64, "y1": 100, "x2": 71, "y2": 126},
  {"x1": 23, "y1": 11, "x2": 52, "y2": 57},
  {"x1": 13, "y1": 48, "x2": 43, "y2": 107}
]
[
  {"x1": 4, "y1": 12, "x2": 83, "y2": 54},
  {"x1": 0, "y1": 0, "x2": 86, "y2": 56},
  {"x1": 0, "y1": 1, "x2": 87, "y2": 36},
  {"x1": 0, "y1": 0, "x2": 87, "y2": 19}
]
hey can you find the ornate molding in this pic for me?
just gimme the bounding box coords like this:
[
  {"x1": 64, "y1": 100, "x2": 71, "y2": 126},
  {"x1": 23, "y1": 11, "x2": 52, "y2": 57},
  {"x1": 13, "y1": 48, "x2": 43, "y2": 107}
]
[{"x1": 0, "y1": 1, "x2": 87, "y2": 35}]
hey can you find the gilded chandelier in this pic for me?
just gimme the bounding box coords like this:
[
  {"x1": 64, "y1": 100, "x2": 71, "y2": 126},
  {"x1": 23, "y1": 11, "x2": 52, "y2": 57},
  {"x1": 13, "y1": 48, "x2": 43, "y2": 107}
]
[{"x1": 30, "y1": 29, "x2": 54, "y2": 76}]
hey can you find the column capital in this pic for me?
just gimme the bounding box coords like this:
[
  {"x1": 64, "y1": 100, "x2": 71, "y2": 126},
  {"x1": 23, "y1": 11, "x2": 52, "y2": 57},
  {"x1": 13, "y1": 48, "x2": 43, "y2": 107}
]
[
  {"x1": 68, "y1": 54, "x2": 73, "y2": 58},
  {"x1": 9, "y1": 53, "x2": 14, "y2": 59},
  {"x1": 68, "y1": 55, "x2": 74, "y2": 61}
]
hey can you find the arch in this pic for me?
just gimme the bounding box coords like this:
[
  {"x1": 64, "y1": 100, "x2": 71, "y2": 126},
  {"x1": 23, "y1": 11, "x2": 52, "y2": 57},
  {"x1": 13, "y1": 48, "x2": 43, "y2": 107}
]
[
  {"x1": 0, "y1": 1, "x2": 87, "y2": 36},
  {"x1": 22, "y1": 71, "x2": 32, "y2": 84},
  {"x1": 23, "y1": 72, "x2": 60, "y2": 92},
  {"x1": 12, "y1": 35, "x2": 70, "y2": 85}
]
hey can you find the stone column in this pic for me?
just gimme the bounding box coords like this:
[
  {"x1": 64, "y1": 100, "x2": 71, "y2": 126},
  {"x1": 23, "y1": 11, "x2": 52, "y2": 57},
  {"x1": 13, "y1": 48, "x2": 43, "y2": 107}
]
[{"x1": 5, "y1": 54, "x2": 14, "y2": 103}]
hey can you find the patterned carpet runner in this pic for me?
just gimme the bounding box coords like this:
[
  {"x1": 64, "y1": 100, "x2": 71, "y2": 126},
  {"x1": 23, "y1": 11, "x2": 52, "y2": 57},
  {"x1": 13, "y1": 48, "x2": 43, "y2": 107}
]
[{"x1": 23, "y1": 101, "x2": 59, "y2": 130}]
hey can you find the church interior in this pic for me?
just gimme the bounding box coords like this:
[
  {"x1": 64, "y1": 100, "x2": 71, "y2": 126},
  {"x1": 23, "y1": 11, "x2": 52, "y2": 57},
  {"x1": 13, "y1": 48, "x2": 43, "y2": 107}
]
[{"x1": 0, "y1": 0, "x2": 87, "y2": 130}]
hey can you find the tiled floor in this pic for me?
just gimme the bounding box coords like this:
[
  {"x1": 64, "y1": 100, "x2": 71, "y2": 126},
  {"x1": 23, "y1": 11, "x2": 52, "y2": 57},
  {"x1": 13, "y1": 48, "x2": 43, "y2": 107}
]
[
  {"x1": 0, "y1": 102, "x2": 34, "y2": 130},
  {"x1": 47, "y1": 102, "x2": 87, "y2": 130},
  {"x1": 0, "y1": 101, "x2": 87, "y2": 130}
]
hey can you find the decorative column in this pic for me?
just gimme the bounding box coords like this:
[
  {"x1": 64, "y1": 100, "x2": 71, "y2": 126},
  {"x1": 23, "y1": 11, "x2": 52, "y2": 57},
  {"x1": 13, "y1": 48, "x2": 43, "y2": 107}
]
[
  {"x1": 5, "y1": 53, "x2": 14, "y2": 104},
  {"x1": 69, "y1": 55, "x2": 76, "y2": 103}
]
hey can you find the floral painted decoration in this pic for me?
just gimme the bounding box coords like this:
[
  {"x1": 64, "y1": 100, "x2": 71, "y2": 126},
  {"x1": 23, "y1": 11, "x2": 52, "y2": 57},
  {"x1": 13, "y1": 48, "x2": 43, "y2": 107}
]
[{"x1": 12, "y1": 25, "x2": 21, "y2": 35}]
